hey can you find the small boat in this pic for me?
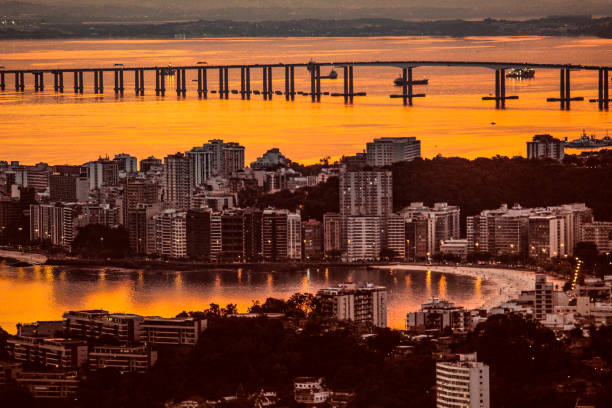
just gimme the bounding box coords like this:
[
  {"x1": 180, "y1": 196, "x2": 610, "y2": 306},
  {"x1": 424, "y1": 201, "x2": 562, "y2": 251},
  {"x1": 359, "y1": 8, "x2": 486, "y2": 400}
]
[
  {"x1": 394, "y1": 77, "x2": 428, "y2": 86},
  {"x1": 160, "y1": 65, "x2": 176, "y2": 76},
  {"x1": 327, "y1": 70, "x2": 338, "y2": 79},
  {"x1": 113, "y1": 63, "x2": 124, "y2": 67},
  {"x1": 197, "y1": 61, "x2": 207, "y2": 65},
  {"x1": 506, "y1": 67, "x2": 535, "y2": 79}
]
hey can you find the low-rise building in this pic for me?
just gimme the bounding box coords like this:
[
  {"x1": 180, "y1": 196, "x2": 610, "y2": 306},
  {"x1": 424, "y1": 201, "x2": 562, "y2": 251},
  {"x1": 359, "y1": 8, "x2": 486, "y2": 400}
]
[
  {"x1": 7, "y1": 337, "x2": 88, "y2": 370},
  {"x1": 88, "y1": 345, "x2": 158, "y2": 374},
  {"x1": 316, "y1": 283, "x2": 387, "y2": 328},
  {"x1": 140, "y1": 317, "x2": 207, "y2": 345},
  {"x1": 294, "y1": 377, "x2": 330, "y2": 406},
  {"x1": 407, "y1": 298, "x2": 469, "y2": 333},
  {"x1": 15, "y1": 370, "x2": 79, "y2": 399}
]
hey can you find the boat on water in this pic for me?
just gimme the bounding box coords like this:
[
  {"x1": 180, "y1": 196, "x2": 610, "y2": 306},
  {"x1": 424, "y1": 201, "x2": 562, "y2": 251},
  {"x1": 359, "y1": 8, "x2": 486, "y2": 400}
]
[
  {"x1": 394, "y1": 77, "x2": 428, "y2": 86},
  {"x1": 158, "y1": 65, "x2": 176, "y2": 76},
  {"x1": 565, "y1": 131, "x2": 612, "y2": 148},
  {"x1": 327, "y1": 70, "x2": 338, "y2": 79},
  {"x1": 506, "y1": 67, "x2": 535, "y2": 79}
]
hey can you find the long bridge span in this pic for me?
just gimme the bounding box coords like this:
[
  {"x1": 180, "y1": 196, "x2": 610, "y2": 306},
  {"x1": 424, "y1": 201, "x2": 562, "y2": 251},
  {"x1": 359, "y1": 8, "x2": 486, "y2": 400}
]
[{"x1": 1, "y1": 60, "x2": 610, "y2": 110}]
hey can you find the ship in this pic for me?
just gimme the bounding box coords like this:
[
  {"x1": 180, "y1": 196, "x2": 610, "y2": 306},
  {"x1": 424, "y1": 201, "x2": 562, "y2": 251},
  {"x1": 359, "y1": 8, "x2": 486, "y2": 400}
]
[
  {"x1": 565, "y1": 130, "x2": 612, "y2": 148},
  {"x1": 506, "y1": 67, "x2": 535, "y2": 79},
  {"x1": 394, "y1": 77, "x2": 428, "y2": 86}
]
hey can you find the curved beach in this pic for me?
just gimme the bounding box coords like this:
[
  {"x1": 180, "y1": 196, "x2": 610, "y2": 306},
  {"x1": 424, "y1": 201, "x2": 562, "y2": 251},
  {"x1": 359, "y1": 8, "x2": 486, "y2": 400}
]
[{"x1": 373, "y1": 264, "x2": 566, "y2": 310}]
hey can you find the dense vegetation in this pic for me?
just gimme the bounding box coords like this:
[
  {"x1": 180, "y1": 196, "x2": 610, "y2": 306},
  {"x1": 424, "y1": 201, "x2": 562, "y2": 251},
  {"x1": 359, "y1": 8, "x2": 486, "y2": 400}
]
[
  {"x1": 2, "y1": 308, "x2": 612, "y2": 407},
  {"x1": 71, "y1": 224, "x2": 130, "y2": 259}
]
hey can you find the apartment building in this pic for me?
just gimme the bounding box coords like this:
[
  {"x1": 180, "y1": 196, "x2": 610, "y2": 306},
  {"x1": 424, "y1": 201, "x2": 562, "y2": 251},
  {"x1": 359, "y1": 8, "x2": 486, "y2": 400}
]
[
  {"x1": 7, "y1": 337, "x2": 88, "y2": 370},
  {"x1": 317, "y1": 283, "x2": 387, "y2": 328},
  {"x1": 436, "y1": 353, "x2": 490, "y2": 408},
  {"x1": 88, "y1": 345, "x2": 157, "y2": 374}
]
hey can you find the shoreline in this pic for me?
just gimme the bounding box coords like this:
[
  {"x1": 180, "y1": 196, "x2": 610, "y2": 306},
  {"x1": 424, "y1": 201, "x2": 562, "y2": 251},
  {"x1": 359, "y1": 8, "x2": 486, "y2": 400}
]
[{"x1": 372, "y1": 264, "x2": 566, "y2": 310}]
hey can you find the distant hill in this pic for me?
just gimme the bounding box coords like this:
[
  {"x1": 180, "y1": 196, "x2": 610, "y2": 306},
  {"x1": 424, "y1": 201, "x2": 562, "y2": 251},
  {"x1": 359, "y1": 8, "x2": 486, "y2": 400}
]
[{"x1": 2, "y1": 0, "x2": 611, "y2": 22}]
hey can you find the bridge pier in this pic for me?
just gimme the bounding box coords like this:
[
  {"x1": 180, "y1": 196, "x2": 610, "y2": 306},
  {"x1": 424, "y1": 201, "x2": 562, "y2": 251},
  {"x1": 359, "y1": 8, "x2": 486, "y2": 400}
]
[
  {"x1": 267, "y1": 66, "x2": 273, "y2": 99},
  {"x1": 316, "y1": 65, "x2": 321, "y2": 102},
  {"x1": 33, "y1": 72, "x2": 44, "y2": 92},
  {"x1": 590, "y1": 68, "x2": 609, "y2": 110},
  {"x1": 290, "y1": 66, "x2": 295, "y2": 100},
  {"x1": 218, "y1": 68, "x2": 223, "y2": 99},
  {"x1": 94, "y1": 70, "x2": 105, "y2": 94},
  {"x1": 155, "y1": 69, "x2": 166, "y2": 96},
  {"x1": 241, "y1": 67, "x2": 246, "y2": 99},
  {"x1": 113, "y1": 69, "x2": 124, "y2": 94},
  {"x1": 15, "y1": 72, "x2": 24, "y2": 91},
  {"x1": 71, "y1": 71, "x2": 84, "y2": 93},
  {"x1": 547, "y1": 68, "x2": 583, "y2": 109},
  {"x1": 309, "y1": 64, "x2": 322, "y2": 102},
  {"x1": 197, "y1": 67, "x2": 207, "y2": 98},
  {"x1": 53, "y1": 71, "x2": 64, "y2": 93},
  {"x1": 482, "y1": 68, "x2": 517, "y2": 108},
  {"x1": 176, "y1": 68, "x2": 186, "y2": 97},
  {"x1": 0, "y1": 72, "x2": 4, "y2": 91},
  {"x1": 134, "y1": 69, "x2": 144, "y2": 95},
  {"x1": 284, "y1": 66, "x2": 289, "y2": 100},
  {"x1": 262, "y1": 66, "x2": 268, "y2": 100}
]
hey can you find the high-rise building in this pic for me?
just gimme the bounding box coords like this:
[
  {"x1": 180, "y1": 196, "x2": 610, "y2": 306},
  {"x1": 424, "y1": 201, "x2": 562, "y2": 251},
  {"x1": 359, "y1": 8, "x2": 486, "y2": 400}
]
[
  {"x1": 346, "y1": 216, "x2": 381, "y2": 261},
  {"x1": 401, "y1": 202, "x2": 460, "y2": 256},
  {"x1": 153, "y1": 209, "x2": 187, "y2": 258},
  {"x1": 113, "y1": 153, "x2": 138, "y2": 174},
  {"x1": 528, "y1": 215, "x2": 566, "y2": 260},
  {"x1": 385, "y1": 213, "x2": 406, "y2": 259},
  {"x1": 467, "y1": 203, "x2": 591, "y2": 259},
  {"x1": 127, "y1": 203, "x2": 162, "y2": 255},
  {"x1": 83, "y1": 158, "x2": 119, "y2": 190},
  {"x1": 250, "y1": 148, "x2": 290, "y2": 170},
  {"x1": 221, "y1": 210, "x2": 245, "y2": 261},
  {"x1": 323, "y1": 212, "x2": 342, "y2": 256},
  {"x1": 30, "y1": 203, "x2": 77, "y2": 248},
  {"x1": 582, "y1": 221, "x2": 612, "y2": 254},
  {"x1": 139, "y1": 156, "x2": 162, "y2": 173},
  {"x1": 535, "y1": 274, "x2": 554, "y2": 321},
  {"x1": 186, "y1": 147, "x2": 213, "y2": 188},
  {"x1": 204, "y1": 139, "x2": 245, "y2": 177},
  {"x1": 302, "y1": 219, "x2": 323, "y2": 260},
  {"x1": 49, "y1": 174, "x2": 89, "y2": 203},
  {"x1": 365, "y1": 137, "x2": 421, "y2": 167},
  {"x1": 186, "y1": 208, "x2": 212, "y2": 260},
  {"x1": 262, "y1": 209, "x2": 289, "y2": 261},
  {"x1": 436, "y1": 353, "x2": 490, "y2": 408},
  {"x1": 287, "y1": 212, "x2": 302, "y2": 260},
  {"x1": 244, "y1": 208, "x2": 263, "y2": 261},
  {"x1": 316, "y1": 283, "x2": 387, "y2": 328},
  {"x1": 339, "y1": 170, "x2": 393, "y2": 254},
  {"x1": 164, "y1": 153, "x2": 190, "y2": 211},
  {"x1": 526, "y1": 134, "x2": 565, "y2": 161}
]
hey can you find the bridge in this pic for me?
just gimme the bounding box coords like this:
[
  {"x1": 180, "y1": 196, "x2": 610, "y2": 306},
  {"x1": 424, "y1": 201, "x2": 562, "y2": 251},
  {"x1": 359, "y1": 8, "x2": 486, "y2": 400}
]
[{"x1": 0, "y1": 60, "x2": 610, "y2": 110}]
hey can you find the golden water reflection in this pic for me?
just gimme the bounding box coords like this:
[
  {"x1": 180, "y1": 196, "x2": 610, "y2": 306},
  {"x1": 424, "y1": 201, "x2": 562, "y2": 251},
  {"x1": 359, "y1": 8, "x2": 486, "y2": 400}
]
[{"x1": 0, "y1": 264, "x2": 498, "y2": 333}]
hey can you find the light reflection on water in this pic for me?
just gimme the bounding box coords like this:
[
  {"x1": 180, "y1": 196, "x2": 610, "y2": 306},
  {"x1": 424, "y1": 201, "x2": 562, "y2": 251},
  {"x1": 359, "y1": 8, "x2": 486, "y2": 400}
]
[
  {"x1": 0, "y1": 261, "x2": 496, "y2": 333},
  {"x1": 0, "y1": 36, "x2": 610, "y2": 165}
]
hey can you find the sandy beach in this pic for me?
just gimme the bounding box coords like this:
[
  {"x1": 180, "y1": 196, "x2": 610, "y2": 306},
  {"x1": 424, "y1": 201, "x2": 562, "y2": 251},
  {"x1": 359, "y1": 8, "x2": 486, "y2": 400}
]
[{"x1": 373, "y1": 264, "x2": 566, "y2": 311}]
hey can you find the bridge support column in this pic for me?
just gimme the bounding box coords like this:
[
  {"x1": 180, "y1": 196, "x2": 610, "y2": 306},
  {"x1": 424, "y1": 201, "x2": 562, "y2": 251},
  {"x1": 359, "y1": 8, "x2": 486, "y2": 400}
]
[
  {"x1": 348, "y1": 65, "x2": 354, "y2": 103},
  {"x1": 155, "y1": 69, "x2": 160, "y2": 95},
  {"x1": 224, "y1": 67, "x2": 229, "y2": 99},
  {"x1": 310, "y1": 65, "x2": 316, "y2": 102},
  {"x1": 59, "y1": 72, "x2": 64, "y2": 93},
  {"x1": 547, "y1": 67, "x2": 582, "y2": 109},
  {"x1": 241, "y1": 67, "x2": 246, "y2": 100},
  {"x1": 606, "y1": 68, "x2": 609, "y2": 110},
  {"x1": 14, "y1": 72, "x2": 21, "y2": 91},
  {"x1": 343, "y1": 66, "x2": 348, "y2": 103},
  {"x1": 284, "y1": 66, "x2": 289, "y2": 100},
  {"x1": 198, "y1": 68, "x2": 207, "y2": 98},
  {"x1": 74, "y1": 71, "x2": 79, "y2": 93},
  {"x1": 34, "y1": 72, "x2": 39, "y2": 92},
  {"x1": 134, "y1": 70, "x2": 140, "y2": 95},
  {"x1": 290, "y1": 66, "x2": 294, "y2": 100},
  {"x1": 0, "y1": 72, "x2": 4, "y2": 91},
  {"x1": 268, "y1": 66, "x2": 273, "y2": 100},
  {"x1": 263, "y1": 66, "x2": 268, "y2": 100},
  {"x1": 176, "y1": 68, "x2": 184, "y2": 96},
  {"x1": 218, "y1": 68, "x2": 224, "y2": 99},
  {"x1": 483, "y1": 68, "x2": 516, "y2": 108},
  {"x1": 246, "y1": 67, "x2": 250, "y2": 99},
  {"x1": 401, "y1": 67, "x2": 414, "y2": 106},
  {"x1": 316, "y1": 65, "x2": 321, "y2": 102},
  {"x1": 94, "y1": 70, "x2": 99, "y2": 94}
]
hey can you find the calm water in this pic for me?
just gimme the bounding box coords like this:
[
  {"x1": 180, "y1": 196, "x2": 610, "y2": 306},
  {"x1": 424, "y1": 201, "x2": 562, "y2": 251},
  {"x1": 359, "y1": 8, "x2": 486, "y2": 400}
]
[
  {"x1": 0, "y1": 36, "x2": 610, "y2": 165},
  {"x1": 0, "y1": 261, "x2": 495, "y2": 333}
]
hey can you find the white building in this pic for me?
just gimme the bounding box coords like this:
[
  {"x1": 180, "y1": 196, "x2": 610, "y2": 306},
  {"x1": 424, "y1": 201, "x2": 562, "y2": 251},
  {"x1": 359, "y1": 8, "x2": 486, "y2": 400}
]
[
  {"x1": 287, "y1": 212, "x2": 302, "y2": 260},
  {"x1": 436, "y1": 353, "x2": 490, "y2": 408},
  {"x1": 113, "y1": 153, "x2": 138, "y2": 174},
  {"x1": 30, "y1": 203, "x2": 77, "y2": 249},
  {"x1": 140, "y1": 316, "x2": 207, "y2": 345},
  {"x1": 402, "y1": 202, "x2": 461, "y2": 256},
  {"x1": 366, "y1": 137, "x2": 421, "y2": 166},
  {"x1": 186, "y1": 147, "x2": 213, "y2": 188},
  {"x1": 582, "y1": 221, "x2": 612, "y2": 253},
  {"x1": 346, "y1": 216, "x2": 381, "y2": 261},
  {"x1": 535, "y1": 274, "x2": 554, "y2": 321},
  {"x1": 153, "y1": 209, "x2": 187, "y2": 258},
  {"x1": 294, "y1": 377, "x2": 330, "y2": 406},
  {"x1": 385, "y1": 213, "x2": 406, "y2": 259},
  {"x1": 526, "y1": 134, "x2": 565, "y2": 161},
  {"x1": 316, "y1": 283, "x2": 387, "y2": 328}
]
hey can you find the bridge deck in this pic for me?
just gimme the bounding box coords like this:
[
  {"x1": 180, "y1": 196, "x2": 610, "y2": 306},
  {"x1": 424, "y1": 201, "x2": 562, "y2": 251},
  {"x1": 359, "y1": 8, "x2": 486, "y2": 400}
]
[{"x1": 1, "y1": 60, "x2": 610, "y2": 74}]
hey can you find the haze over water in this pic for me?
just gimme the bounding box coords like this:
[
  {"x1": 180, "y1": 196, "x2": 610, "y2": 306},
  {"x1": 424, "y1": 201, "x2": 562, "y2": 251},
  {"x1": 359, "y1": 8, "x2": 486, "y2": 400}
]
[
  {"x1": 0, "y1": 262, "x2": 495, "y2": 334},
  {"x1": 0, "y1": 36, "x2": 611, "y2": 164}
]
